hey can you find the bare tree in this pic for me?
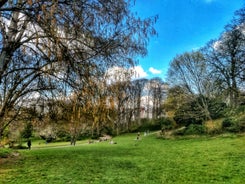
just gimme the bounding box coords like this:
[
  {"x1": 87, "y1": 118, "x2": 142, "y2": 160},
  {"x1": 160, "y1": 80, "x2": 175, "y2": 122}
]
[
  {"x1": 167, "y1": 51, "x2": 214, "y2": 120},
  {"x1": 105, "y1": 67, "x2": 133, "y2": 135},
  {"x1": 148, "y1": 77, "x2": 166, "y2": 119},
  {"x1": 0, "y1": 0, "x2": 158, "y2": 140},
  {"x1": 131, "y1": 78, "x2": 148, "y2": 123},
  {"x1": 202, "y1": 6, "x2": 245, "y2": 107}
]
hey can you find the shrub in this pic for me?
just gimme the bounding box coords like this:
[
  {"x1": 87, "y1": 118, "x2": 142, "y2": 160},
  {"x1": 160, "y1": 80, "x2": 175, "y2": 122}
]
[
  {"x1": 101, "y1": 126, "x2": 114, "y2": 136},
  {"x1": 208, "y1": 100, "x2": 227, "y2": 119},
  {"x1": 174, "y1": 97, "x2": 227, "y2": 127},
  {"x1": 222, "y1": 118, "x2": 234, "y2": 129},
  {"x1": 174, "y1": 100, "x2": 205, "y2": 126},
  {"x1": 133, "y1": 118, "x2": 161, "y2": 132},
  {"x1": 56, "y1": 130, "x2": 71, "y2": 142},
  {"x1": 184, "y1": 124, "x2": 206, "y2": 135},
  {"x1": 237, "y1": 120, "x2": 245, "y2": 132},
  {"x1": 222, "y1": 118, "x2": 241, "y2": 133},
  {"x1": 40, "y1": 134, "x2": 56, "y2": 143},
  {"x1": 155, "y1": 117, "x2": 175, "y2": 131}
]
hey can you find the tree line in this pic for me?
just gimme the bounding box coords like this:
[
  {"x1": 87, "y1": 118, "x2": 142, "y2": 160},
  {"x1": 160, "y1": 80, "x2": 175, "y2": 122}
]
[
  {"x1": 0, "y1": 1, "x2": 244, "y2": 145},
  {"x1": 165, "y1": 6, "x2": 245, "y2": 135},
  {"x1": 0, "y1": 0, "x2": 161, "y2": 144}
]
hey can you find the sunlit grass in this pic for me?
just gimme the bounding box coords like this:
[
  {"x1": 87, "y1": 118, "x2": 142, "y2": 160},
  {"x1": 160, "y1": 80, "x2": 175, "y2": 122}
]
[{"x1": 1, "y1": 133, "x2": 245, "y2": 184}]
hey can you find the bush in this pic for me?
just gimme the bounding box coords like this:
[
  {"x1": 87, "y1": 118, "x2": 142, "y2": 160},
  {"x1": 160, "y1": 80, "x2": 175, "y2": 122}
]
[
  {"x1": 184, "y1": 124, "x2": 206, "y2": 135},
  {"x1": 133, "y1": 118, "x2": 161, "y2": 132},
  {"x1": 208, "y1": 100, "x2": 227, "y2": 119},
  {"x1": 174, "y1": 97, "x2": 227, "y2": 127},
  {"x1": 237, "y1": 120, "x2": 245, "y2": 132},
  {"x1": 100, "y1": 126, "x2": 114, "y2": 136},
  {"x1": 222, "y1": 118, "x2": 241, "y2": 133},
  {"x1": 56, "y1": 130, "x2": 71, "y2": 142},
  {"x1": 222, "y1": 118, "x2": 234, "y2": 129},
  {"x1": 40, "y1": 134, "x2": 56, "y2": 143},
  {"x1": 172, "y1": 125, "x2": 206, "y2": 136},
  {"x1": 174, "y1": 101, "x2": 205, "y2": 126},
  {"x1": 156, "y1": 117, "x2": 175, "y2": 131}
]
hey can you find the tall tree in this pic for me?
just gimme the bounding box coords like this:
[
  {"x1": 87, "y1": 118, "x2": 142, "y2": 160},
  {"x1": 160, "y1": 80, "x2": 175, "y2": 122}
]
[
  {"x1": 107, "y1": 67, "x2": 132, "y2": 135},
  {"x1": 149, "y1": 77, "x2": 166, "y2": 119},
  {"x1": 131, "y1": 78, "x2": 148, "y2": 123},
  {"x1": 163, "y1": 85, "x2": 188, "y2": 117},
  {"x1": 202, "y1": 6, "x2": 245, "y2": 107},
  {"x1": 167, "y1": 51, "x2": 214, "y2": 120},
  {"x1": 0, "y1": 0, "x2": 157, "y2": 140}
]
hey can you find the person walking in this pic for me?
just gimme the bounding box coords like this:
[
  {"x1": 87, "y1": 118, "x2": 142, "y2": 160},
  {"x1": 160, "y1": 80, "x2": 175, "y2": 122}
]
[{"x1": 27, "y1": 139, "x2": 31, "y2": 150}]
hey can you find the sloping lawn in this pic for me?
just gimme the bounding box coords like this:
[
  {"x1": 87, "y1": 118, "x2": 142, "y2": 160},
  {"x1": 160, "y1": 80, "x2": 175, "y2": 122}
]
[{"x1": 1, "y1": 133, "x2": 245, "y2": 184}]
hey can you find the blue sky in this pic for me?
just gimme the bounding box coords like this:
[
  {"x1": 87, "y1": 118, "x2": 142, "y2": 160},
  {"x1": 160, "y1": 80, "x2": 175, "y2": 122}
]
[{"x1": 132, "y1": 0, "x2": 244, "y2": 80}]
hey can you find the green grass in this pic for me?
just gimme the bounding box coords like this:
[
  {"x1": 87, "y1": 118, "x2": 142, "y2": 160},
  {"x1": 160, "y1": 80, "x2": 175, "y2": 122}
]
[
  {"x1": 1, "y1": 133, "x2": 245, "y2": 184},
  {"x1": 0, "y1": 148, "x2": 12, "y2": 158}
]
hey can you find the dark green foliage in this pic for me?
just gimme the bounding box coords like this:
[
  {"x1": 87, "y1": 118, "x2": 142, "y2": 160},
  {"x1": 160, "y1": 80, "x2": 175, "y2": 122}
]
[
  {"x1": 222, "y1": 118, "x2": 235, "y2": 129},
  {"x1": 230, "y1": 105, "x2": 245, "y2": 116},
  {"x1": 100, "y1": 126, "x2": 114, "y2": 136},
  {"x1": 56, "y1": 130, "x2": 71, "y2": 142},
  {"x1": 174, "y1": 100, "x2": 205, "y2": 126},
  {"x1": 21, "y1": 122, "x2": 33, "y2": 139},
  {"x1": 90, "y1": 134, "x2": 100, "y2": 140},
  {"x1": 156, "y1": 117, "x2": 175, "y2": 130},
  {"x1": 40, "y1": 134, "x2": 56, "y2": 143},
  {"x1": 208, "y1": 99, "x2": 227, "y2": 119},
  {"x1": 134, "y1": 117, "x2": 175, "y2": 132},
  {"x1": 222, "y1": 118, "x2": 240, "y2": 132},
  {"x1": 184, "y1": 124, "x2": 206, "y2": 135},
  {"x1": 133, "y1": 118, "x2": 161, "y2": 132},
  {"x1": 174, "y1": 97, "x2": 227, "y2": 127},
  {"x1": 237, "y1": 120, "x2": 245, "y2": 132},
  {"x1": 172, "y1": 124, "x2": 206, "y2": 135},
  {"x1": 222, "y1": 117, "x2": 245, "y2": 133}
]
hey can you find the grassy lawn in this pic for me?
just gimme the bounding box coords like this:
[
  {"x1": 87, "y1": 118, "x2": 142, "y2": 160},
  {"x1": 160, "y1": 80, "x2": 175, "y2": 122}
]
[{"x1": 0, "y1": 133, "x2": 245, "y2": 184}]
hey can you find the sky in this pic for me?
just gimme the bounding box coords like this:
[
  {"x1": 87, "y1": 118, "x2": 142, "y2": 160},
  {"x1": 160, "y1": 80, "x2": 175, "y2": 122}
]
[{"x1": 132, "y1": 0, "x2": 244, "y2": 80}]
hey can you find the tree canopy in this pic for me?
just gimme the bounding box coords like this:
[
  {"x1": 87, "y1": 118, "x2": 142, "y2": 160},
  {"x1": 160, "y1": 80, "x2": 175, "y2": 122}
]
[
  {"x1": 166, "y1": 5, "x2": 245, "y2": 129},
  {"x1": 0, "y1": 0, "x2": 158, "y2": 139}
]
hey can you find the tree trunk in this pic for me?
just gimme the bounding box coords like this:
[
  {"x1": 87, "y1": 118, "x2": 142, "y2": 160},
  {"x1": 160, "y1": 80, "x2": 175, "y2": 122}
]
[{"x1": 231, "y1": 58, "x2": 238, "y2": 107}]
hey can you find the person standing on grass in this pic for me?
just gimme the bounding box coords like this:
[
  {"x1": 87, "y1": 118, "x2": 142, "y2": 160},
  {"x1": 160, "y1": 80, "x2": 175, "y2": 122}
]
[
  {"x1": 27, "y1": 139, "x2": 31, "y2": 150},
  {"x1": 135, "y1": 132, "x2": 141, "y2": 146},
  {"x1": 137, "y1": 132, "x2": 140, "y2": 140}
]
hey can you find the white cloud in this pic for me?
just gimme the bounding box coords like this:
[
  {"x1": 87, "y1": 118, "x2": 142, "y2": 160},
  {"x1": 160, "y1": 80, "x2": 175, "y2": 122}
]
[
  {"x1": 149, "y1": 67, "x2": 162, "y2": 75},
  {"x1": 105, "y1": 65, "x2": 148, "y2": 83},
  {"x1": 131, "y1": 66, "x2": 148, "y2": 79}
]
